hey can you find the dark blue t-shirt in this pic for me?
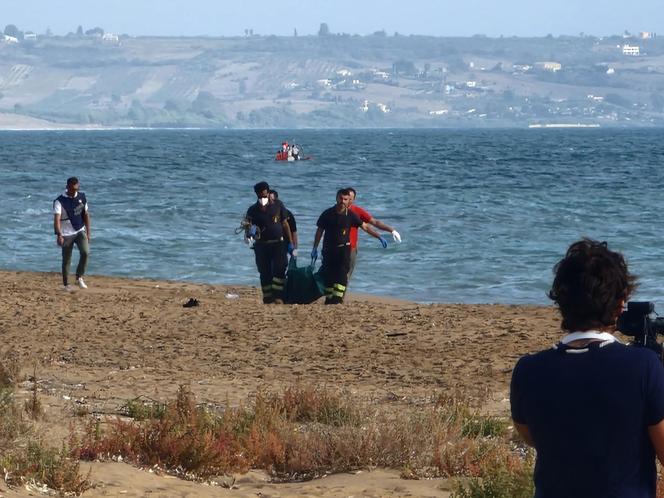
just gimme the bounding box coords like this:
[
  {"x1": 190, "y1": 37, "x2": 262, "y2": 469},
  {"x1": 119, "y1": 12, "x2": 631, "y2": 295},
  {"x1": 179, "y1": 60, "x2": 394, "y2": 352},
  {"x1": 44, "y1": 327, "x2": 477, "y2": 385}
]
[{"x1": 511, "y1": 342, "x2": 664, "y2": 498}]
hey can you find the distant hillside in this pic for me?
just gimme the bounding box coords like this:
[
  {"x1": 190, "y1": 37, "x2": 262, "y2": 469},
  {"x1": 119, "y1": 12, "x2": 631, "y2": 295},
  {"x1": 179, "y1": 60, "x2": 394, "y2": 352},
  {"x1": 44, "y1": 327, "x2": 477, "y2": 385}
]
[{"x1": 1, "y1": 33, "x2": 663, "y2": 128}]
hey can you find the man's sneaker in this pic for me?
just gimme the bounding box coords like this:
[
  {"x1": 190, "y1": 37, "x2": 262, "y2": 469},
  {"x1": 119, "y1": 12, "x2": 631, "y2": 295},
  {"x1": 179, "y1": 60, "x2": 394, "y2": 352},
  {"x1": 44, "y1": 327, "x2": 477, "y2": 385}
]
[
  {"x1": 76, "y1": 278, "x2": 88, "y2": 289},
  {"x1": 63, "y1": 284, "x2": 73, "y2": 292}
]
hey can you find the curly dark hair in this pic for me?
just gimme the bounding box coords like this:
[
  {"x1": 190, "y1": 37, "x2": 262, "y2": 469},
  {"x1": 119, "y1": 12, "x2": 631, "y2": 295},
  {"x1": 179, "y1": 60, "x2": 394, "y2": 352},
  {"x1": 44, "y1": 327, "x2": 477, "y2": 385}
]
[{"x1": 548, "y1": 239, "x2": 637, "y2": 331}]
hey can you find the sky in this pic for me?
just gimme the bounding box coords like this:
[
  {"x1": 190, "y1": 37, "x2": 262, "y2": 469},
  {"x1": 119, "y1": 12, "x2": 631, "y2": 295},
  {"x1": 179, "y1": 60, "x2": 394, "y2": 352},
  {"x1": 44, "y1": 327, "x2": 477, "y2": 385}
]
[{"x1": 2, "y1": 0, "x2": 662, "y2": 38}]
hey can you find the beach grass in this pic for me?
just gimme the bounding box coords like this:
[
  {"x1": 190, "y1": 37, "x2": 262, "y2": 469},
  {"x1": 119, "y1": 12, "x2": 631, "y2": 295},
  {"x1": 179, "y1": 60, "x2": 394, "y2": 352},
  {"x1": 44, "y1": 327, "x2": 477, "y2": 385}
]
[
  {"x1": 69, "y1": 384, "x2": 534, "y2": 487},
  {"x1": 0, "y1": 354, "x2": 92, "y2": 495}
]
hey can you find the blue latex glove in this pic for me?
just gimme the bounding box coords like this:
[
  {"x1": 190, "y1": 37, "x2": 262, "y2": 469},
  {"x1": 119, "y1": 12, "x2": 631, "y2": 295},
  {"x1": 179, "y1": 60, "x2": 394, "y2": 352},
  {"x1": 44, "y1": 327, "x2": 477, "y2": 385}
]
[
  {"x1": 248, "y1": 225, "x2": 258, "y2": 237},
  {"x1": 378, "y1": 236, "x2": 388, "y2": 249},
  {"x1": 311, "y1": 247, "x2": 318, "y2": 261},
  {"x1": 287, "y1": 242, "x2": 294, "y2": 255}
]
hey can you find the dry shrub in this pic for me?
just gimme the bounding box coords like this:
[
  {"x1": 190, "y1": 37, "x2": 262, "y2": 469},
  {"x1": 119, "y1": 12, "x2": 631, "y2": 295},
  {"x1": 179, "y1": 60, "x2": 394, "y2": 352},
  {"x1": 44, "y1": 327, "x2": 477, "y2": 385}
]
[
  {"x1": 73, "y1": 385, "x2": 250, "y2": 479},
  {"x1": 121, "y1": 396, "x2": 166, "y2": 421},
  {"x1": 451, "y1": 459, "x2": 535, "y2": 498},
  {"x1": 71, "y1": 384, "x2": 531, "y2": 486},
  {"x1": 278, "y1": 385, "x2": 363, "y2": 427},
  {"x1": 0, "y1": 352, "x2": 31, "y2": 456},
  {"x1": 0, "y1": 349, "x2": 20, "y2": 388},
  {"x1": 4, "y1": 442, "x2": 92, "y2": 496},
  {"x1": 0, "y1": 388, "x2": 30, "y2": 455},
  {"x1": 24, "y1": 373, "x2": 44, "y2": 421}
]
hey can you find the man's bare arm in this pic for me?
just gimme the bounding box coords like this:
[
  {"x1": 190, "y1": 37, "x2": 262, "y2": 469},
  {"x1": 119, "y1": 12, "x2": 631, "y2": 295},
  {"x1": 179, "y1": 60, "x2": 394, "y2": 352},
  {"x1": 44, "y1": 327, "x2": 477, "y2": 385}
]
[
  {"x1": 368, "y1": 217, "x2": 395, "y2": 233},
  {"x1": 360, "y1": 222, "x2": 382, "y2": 240}
]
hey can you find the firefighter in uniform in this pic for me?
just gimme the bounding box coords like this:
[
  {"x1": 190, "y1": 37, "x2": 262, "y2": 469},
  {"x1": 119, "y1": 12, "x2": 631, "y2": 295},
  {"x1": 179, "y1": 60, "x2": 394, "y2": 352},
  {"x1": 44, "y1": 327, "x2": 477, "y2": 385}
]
[
  {"x1": 311, "y1": 188, "x2": 382, "y2": 304},
  {"x1": 245, "y1": 181, "x2": 293, "y2": 304}
]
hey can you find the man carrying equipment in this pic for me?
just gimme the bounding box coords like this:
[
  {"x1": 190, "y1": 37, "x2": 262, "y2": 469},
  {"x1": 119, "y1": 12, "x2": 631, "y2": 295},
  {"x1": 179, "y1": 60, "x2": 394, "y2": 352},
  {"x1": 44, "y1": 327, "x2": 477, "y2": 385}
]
[{"x1": 245, "y1": 181, "x2": 293, "y2": 304}]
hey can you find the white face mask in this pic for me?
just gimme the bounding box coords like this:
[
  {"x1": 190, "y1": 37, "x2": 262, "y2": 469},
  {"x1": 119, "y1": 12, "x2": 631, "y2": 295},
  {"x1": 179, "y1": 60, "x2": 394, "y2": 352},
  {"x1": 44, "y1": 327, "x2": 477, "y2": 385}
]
[{"x1": 258, "y1": 197, "x2": 269, "y2": 206}]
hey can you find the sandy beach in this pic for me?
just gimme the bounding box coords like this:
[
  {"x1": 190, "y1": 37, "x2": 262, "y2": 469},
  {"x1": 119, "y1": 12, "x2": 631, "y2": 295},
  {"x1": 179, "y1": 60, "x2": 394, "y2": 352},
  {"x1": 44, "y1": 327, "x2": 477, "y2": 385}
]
[{"x1": 0, "y1": 270, "x2": 562, "y2": 497}]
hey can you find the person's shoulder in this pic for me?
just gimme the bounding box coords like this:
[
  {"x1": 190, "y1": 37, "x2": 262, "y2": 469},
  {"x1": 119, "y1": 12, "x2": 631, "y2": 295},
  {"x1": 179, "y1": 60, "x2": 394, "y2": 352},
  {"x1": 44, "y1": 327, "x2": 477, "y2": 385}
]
[
  {"x1": 351, "y1": 204, "x2": 370, "y2": 217},
  {"x1": 349, "y1": 209, "x2": 362, "y2": 222},
  {"x1": 612, "y1": 343, "x2": 662, "y2": 364},
  {"x1": 514, "y1": 348, "x2": 556, "y2": 370}
]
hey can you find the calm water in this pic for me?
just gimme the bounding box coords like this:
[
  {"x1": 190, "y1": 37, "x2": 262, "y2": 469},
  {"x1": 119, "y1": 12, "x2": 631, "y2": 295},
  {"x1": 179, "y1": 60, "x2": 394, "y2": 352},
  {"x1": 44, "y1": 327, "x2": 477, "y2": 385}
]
[{"x1": 2, "y1": 128, "x2": 663, "y2": 305}]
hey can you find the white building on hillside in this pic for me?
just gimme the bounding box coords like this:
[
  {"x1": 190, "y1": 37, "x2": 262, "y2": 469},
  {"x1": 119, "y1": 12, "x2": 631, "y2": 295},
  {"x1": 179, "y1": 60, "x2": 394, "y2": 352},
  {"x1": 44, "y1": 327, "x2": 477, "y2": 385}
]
[
  {"x1": 535, "y1": 61, "x2": 562, "y2": 72},
  {"x1": 622, "y1": 44, "x2": 640, "y2": 56},
  {"x1": 102, "y1": 33, "x2": 119, "y2": 44}
]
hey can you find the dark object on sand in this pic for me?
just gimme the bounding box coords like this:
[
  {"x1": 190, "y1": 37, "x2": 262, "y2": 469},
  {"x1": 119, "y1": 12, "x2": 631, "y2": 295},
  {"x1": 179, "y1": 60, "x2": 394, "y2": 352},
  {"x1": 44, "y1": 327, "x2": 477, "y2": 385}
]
[
  {"x1": 183, "y1": 298, "x2": 200, "y2": 308},
  {"x1": 285, "y1": 257, "x2": 325, "y2": 304}
]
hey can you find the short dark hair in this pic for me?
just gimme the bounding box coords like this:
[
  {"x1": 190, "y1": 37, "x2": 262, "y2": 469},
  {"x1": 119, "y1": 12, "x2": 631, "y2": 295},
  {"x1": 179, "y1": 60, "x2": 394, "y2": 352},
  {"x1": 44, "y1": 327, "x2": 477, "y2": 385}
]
[
  {"x1": 254, "y1": 181, "x2": 270, "y2": 195},
  {"x1": 346, "y1": 187, "x2": 356, "y2": 197},
  {"x1": 548, "y1": 239, "x2": 637, "y2": 331},
  {"x1": 269, "y1": 189, "x2": 279, "y2": 199},
  {"x1": 66, "y1": 177, "x2": 79, "y2": 187},
  {"x1": 336, "y1": 188, "x2": 351, "y2": 198}
]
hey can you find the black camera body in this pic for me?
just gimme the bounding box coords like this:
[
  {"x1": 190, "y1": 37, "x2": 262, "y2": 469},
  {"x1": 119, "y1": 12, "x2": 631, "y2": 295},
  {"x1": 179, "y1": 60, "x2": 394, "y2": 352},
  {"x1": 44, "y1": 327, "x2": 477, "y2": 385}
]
[{"x1": 617, "y1": 301, "x2": 664, "y2": 360}]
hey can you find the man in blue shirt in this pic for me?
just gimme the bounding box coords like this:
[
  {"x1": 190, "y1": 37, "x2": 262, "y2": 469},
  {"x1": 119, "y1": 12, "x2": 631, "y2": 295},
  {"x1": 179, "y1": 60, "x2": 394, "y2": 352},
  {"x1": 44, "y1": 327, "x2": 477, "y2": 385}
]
[
  {"x1": 511, "y1": 239, "x2": 664, "y2": 498},
  {"x1": 53, "y1": 177, "x2": 91, "y2": 291}
]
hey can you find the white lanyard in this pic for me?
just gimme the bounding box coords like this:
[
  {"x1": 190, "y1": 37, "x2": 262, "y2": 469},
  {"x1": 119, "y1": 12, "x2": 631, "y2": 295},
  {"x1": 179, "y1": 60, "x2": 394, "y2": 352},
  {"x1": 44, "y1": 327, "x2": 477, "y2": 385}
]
[{"x1": 560, "y1": 331, "x2": 618, "y2": 345}]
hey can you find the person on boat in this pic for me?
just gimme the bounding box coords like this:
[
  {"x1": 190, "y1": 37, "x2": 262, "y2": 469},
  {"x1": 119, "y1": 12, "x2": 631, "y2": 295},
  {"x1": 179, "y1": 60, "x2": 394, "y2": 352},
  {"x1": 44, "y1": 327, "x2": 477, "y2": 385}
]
[
  {"x1": 291, "y1": 144, "x2": 300, "y2": 160},
  {"x1": 276, "y1": 142, "x2": 289, "y2": 161},
  {"x1": 346, "y1": 187, "x2": 401, "y2": 281}
]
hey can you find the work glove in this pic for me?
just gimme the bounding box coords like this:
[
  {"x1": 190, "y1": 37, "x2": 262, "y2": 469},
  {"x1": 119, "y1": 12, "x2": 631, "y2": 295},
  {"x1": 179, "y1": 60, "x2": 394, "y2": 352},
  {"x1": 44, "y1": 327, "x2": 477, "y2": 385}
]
[
  {"x1": 287, "y1": 242, "x2": 294, "y2": 255},
  {"x1": 311, "y1": 247, "x2": 318, "y2": 261},
  {"x1": 378, "y1": 236, "x2": 388, "y2": 249},
  {"x1": 248, "y1": 225, "x2": 258, "y2": 237},
  {"x1": 391, "y1": 230, "x2": 402, "y2": 243},
  {"x1": 291, "y1": 248, "x2": 298, "y2": 258}
]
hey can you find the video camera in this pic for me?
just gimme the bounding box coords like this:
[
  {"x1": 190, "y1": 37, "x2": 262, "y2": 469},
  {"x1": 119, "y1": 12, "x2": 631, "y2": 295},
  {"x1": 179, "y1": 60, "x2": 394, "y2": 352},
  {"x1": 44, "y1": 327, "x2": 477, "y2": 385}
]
[{"x1": 617, "y1": 301, "x2": 664, "y2": 360}]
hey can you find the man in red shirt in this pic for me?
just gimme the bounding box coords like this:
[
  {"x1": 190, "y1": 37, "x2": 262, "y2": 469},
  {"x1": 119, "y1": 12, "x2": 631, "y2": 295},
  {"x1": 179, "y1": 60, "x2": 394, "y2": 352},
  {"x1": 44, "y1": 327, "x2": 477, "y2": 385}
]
[{"x1": 347, "y1": 187, "x2": 402, "y2": 280}]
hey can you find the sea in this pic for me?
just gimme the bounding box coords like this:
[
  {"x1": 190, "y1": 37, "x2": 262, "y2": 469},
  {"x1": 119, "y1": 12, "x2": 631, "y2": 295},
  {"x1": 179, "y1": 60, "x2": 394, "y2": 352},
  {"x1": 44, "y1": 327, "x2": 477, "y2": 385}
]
[{"x1": 1, "y1": 128, "x2": 663, "y2": 305}]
